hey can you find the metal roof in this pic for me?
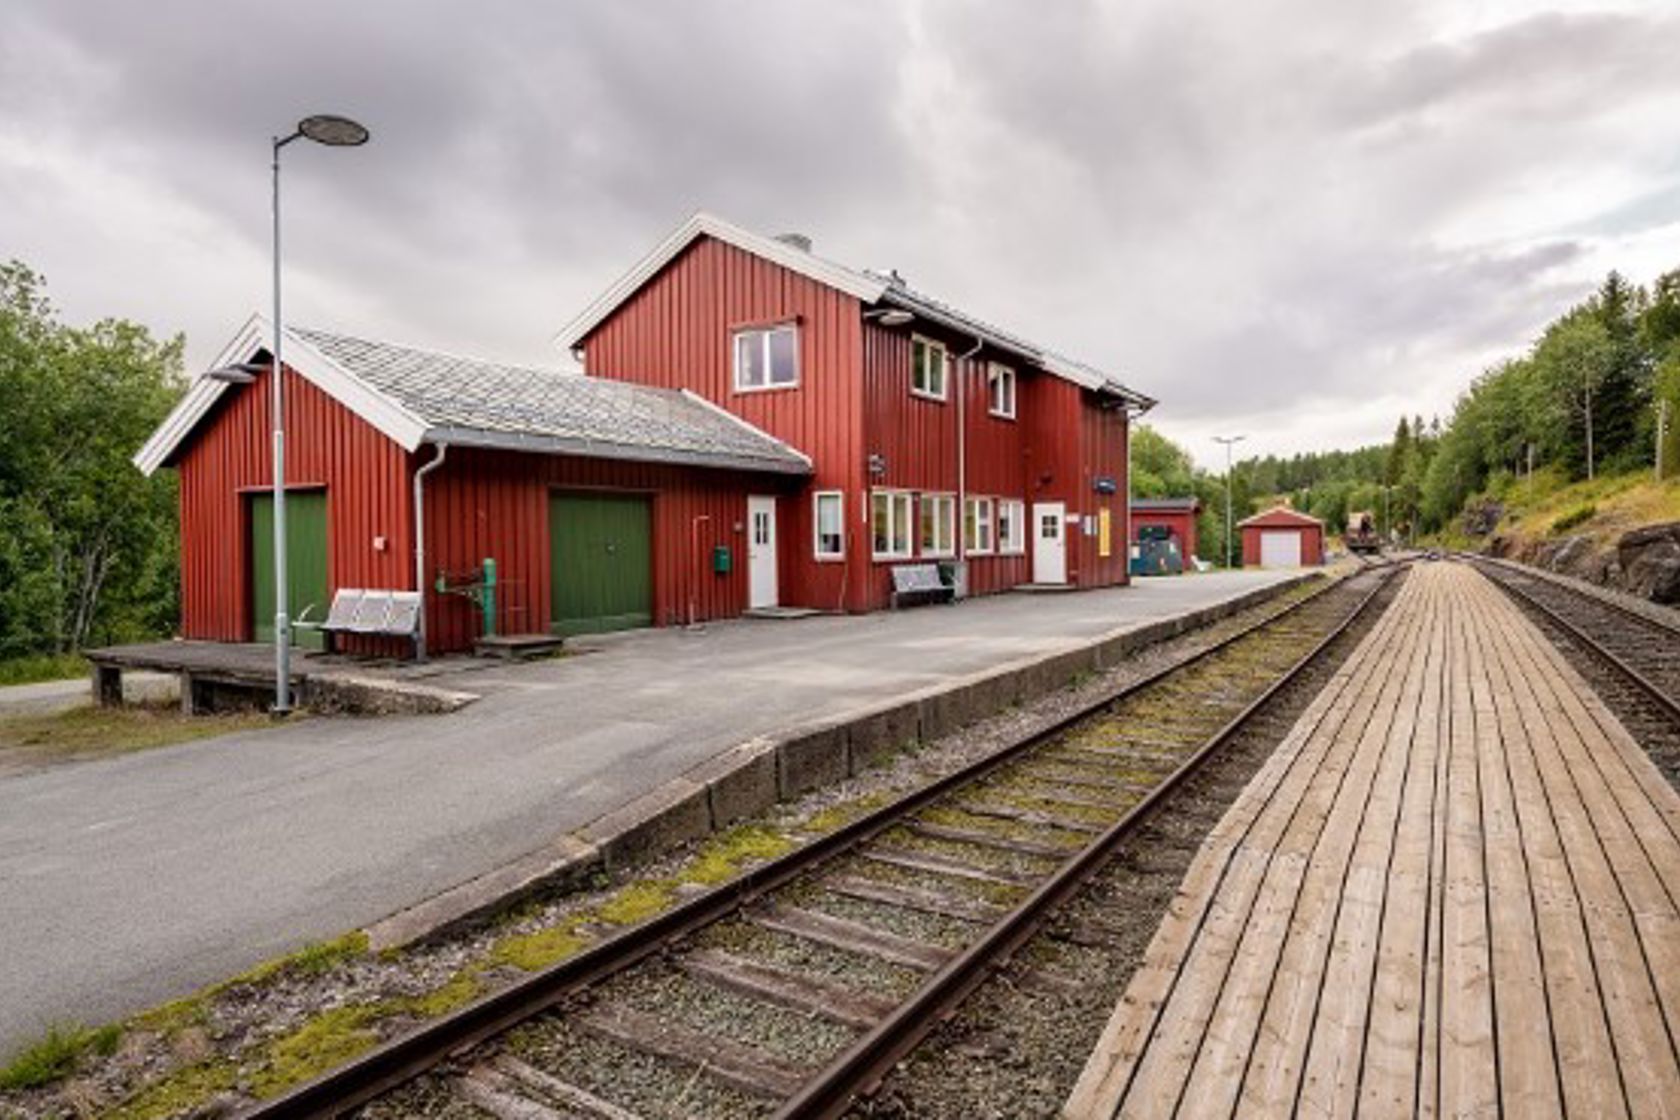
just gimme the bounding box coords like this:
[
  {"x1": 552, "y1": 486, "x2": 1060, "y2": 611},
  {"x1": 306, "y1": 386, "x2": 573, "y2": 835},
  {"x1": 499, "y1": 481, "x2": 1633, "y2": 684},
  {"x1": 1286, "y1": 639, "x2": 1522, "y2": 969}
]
[
  {"x1": 1238, "y1": 505, "x2": 1325, "y2": 529},
  {"x1": 1131, "y1": 497, "x2": 1201, "y2": 512},
  {"x1": 554, "y1": 211, "x2": 1154, "y2": 410},
  {"x1": 134, "y1": 318, "x2": 812, "y2": 477}
]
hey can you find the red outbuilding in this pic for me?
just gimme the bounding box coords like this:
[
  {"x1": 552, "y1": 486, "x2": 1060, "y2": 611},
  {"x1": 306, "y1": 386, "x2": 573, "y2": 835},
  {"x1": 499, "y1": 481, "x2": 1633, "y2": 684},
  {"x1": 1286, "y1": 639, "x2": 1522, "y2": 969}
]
[
  {"x1": 136, "y1": 213, "x2": 1155, "y2": 654},
  {"x1": 1239, "y1": 505, "x2": 1326, "y2": 568},
  {"x1": 1129, "y1": 498, "x2": 1200, "y2": 565}
]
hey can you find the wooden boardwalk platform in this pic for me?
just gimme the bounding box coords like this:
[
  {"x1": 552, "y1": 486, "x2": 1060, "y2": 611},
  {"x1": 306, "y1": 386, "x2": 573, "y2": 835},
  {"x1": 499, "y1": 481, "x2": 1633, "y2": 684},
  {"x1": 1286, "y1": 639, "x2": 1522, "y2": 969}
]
[{"x1": 1066, "y1": 561, "x2": 1680, "y2": 1119}]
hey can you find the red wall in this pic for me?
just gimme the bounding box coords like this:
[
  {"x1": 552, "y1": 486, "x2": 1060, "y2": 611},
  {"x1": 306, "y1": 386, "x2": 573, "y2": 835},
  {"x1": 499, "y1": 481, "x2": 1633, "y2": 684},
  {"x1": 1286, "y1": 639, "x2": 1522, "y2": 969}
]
[
  {"x1": 1241, "y1": 522, "x2": 1326, "y2": 566},
  {"x1": 175, "y1": 364, "x2": 411, "y2": 649},
  {"x1": 582, "y1": 236, "x2": 867, "y2": 613},
  {"x1": 1131, "y1": 509, "x2": 1199, "y2": 560},
  {"x1": 420, "y1": 447, "x2": 781, "y2": 651}
]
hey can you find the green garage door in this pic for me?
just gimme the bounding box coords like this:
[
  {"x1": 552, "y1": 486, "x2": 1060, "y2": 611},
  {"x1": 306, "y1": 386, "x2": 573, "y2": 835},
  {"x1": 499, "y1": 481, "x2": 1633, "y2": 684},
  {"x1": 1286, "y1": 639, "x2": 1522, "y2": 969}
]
[
  {"x1": 250, "y1": 490, "x2": 329, "y2": 650},
  {"x1": 550, "y1": 493, "x2": 653, "y2": 636}
]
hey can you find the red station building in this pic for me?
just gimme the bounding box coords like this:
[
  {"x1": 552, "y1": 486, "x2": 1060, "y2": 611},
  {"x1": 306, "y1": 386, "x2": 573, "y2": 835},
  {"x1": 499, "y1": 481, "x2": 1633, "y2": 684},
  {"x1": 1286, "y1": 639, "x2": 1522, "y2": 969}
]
[
  {"x1": 136, "y1": 214, "x2": 1155, "y2": 654},
  {"x1": 1129, "y1": 498, "x2": 1200, "y2": 566},
  {"x1": 1239, "y1": 505, "x2": 1327, "y2": 569}
]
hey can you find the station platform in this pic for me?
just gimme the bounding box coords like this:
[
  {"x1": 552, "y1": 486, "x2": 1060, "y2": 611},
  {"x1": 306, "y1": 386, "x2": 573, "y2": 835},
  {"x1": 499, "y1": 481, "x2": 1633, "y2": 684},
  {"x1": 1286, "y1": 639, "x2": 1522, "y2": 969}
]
[{"x1": 1067, "y1": 561, "x2": 1680, "y2": 1118}]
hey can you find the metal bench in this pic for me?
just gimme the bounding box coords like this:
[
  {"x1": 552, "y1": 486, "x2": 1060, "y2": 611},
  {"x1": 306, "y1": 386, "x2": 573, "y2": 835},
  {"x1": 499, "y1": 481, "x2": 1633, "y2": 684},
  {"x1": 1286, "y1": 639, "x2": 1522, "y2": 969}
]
[
  {"x1": 890, "y1": 563, "x2": 955, "y2": 609},
  {"x1": 300, "y1": 589, "x2": 423, "y2": 654}
]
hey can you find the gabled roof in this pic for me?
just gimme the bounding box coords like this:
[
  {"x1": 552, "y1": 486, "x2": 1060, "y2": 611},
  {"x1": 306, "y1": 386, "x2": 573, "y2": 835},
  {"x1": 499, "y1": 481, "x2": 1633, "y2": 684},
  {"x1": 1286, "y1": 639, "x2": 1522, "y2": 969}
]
[
  {"x1": 1238, "y1": 505, "x2": 1325, "y2": 530},
  {"x1": 1132, "y1": 497, "x2": 1202, "y2": 513},
  {"x1": 553, "y1": 211, "x2": 1154, "y2": 410},
  {"x1": 133, "y1": 319, "x2": 813, "y2": 477}
]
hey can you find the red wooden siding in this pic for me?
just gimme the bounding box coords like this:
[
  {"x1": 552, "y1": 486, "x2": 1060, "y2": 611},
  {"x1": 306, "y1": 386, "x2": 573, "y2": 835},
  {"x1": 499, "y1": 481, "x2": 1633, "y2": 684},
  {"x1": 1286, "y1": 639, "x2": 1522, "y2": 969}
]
[
  {"x1": 175, "y1": 364, "x2": 411, "y2": 647},
  {"x1": 421, "y1": 447, "x2": 785, "y2": 651},
  {"x1": 582, "y1": 236, "x2": 866, "y2": 612},
  {"x1": 1073, "y1": 398, "x2": 1131, "y2": 588},
  {"x1": 1130, "y1": 508, "x2": 1199, "y2": 560},
  {"x1": 1241, "y1": 519, "x2": 1326, "y2": 567}
]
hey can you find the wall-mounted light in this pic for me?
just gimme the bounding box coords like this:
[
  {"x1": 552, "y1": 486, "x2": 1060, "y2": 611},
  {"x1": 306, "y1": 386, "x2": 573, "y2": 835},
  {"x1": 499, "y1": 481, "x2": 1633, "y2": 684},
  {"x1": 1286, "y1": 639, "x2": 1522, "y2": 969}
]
[{"x1": 864, "y1": 307, "x2": 915, "y2": 327}]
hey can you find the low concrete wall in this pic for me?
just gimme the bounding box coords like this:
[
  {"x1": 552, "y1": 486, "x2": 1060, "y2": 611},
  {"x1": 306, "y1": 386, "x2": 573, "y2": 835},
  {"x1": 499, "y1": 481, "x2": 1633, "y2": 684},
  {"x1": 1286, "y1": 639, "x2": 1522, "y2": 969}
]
[{"x1": 363, "y1": 574, "x2": 1313, "y2": 950}]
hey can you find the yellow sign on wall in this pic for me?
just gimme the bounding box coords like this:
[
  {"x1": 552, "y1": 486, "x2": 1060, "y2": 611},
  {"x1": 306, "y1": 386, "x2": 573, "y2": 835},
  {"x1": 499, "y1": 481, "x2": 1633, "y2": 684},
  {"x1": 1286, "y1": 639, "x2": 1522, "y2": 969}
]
[{"x1": 1098, "y1": 508, "x2": 1112, "y2": 557}]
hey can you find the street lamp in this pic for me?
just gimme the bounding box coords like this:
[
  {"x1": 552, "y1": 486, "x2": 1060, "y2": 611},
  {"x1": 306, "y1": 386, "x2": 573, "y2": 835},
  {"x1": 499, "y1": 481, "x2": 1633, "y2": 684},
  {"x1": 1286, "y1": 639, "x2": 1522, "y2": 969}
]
[
  {"x1": 267, "y1": 114, "x2": 369, "y2": 714},
  {"x1": 1213, "y1": 435, "x2": 1246, "y2": 568}
]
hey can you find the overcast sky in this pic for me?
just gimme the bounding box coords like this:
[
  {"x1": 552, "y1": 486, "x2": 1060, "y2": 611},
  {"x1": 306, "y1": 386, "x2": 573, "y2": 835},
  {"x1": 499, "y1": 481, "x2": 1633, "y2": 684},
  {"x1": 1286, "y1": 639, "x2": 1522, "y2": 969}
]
[{"x1": 3, "y1": 1, "x2": 1677, "y2": 467}]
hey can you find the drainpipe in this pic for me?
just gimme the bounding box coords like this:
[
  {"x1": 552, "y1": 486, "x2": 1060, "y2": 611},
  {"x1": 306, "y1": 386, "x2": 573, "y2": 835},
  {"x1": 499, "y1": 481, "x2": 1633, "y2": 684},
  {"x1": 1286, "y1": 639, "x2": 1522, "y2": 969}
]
[
  {"x1": 412, "y1": 442, "x2": 448, "y2": 660},
  {"x1": 689, "y1": 513, "x2": 712, "y2": 627},
  {"x1": 955, "y1": 336, "x2": 983, "y2": 584}
]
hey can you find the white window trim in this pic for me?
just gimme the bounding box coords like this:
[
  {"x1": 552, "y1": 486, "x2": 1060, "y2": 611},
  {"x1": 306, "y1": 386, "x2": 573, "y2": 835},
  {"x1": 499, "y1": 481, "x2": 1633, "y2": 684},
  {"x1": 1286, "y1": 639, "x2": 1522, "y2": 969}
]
[
  {"x1": 732, "y1": 323, "x2": 800, "y2": 394},
  {"x1": 965, "y1": 495, "x2": 995, "y2": 555},
  {"x1": 920, "y1": 492, "x2": 956, "y2": 558},
  {"x1": 910, "y1": 335, "x2": 949, "y2": 402},
  {"x1": 872, "y1": 489, "x2": 915, "y2": 560},
  {"x1": 813, "y1": 490, "x2": 845, "y2": 561},
  {"x1": 998, "y1": 498, "x2": 1026, "y2": 554},
  {"x1": 988, "y1": 362, "x2": 1016, "y2": 419}
]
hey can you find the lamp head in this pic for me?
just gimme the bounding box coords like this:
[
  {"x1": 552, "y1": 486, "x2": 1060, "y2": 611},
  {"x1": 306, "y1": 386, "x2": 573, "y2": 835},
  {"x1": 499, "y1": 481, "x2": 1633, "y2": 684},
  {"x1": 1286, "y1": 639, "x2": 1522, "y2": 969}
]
[{"x1": 297, "y1": 114, "x2": 370, "y2": 147}]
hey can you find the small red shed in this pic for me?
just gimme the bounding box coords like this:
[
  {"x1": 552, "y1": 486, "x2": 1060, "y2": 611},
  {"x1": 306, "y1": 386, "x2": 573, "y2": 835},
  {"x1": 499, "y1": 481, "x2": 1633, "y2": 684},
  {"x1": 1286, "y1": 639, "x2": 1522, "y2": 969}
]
[
  {"x1": 1130, "y1": 497, "x2": 1200, "y2": 562},
  {"x1": 1239, "y1": 506, "x2": 1326, "y2": 568}
]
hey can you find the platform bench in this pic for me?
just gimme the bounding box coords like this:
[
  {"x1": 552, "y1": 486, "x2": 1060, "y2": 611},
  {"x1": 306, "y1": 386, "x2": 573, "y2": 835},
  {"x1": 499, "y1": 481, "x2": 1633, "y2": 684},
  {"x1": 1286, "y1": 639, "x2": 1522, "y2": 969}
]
[
  {"x1": 303, "y1": 589, "x2": 423, "y2": 654},
  {"x1": 890, "y1": 563, "x2": 955, "y2": 609}
]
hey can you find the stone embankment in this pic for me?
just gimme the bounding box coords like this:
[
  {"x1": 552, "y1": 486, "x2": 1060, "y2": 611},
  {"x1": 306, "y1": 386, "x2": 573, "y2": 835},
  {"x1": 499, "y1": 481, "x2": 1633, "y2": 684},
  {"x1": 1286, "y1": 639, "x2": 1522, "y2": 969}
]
[{"x1": 1484, "y1": 519, "x2": 1680, "y2": 605}]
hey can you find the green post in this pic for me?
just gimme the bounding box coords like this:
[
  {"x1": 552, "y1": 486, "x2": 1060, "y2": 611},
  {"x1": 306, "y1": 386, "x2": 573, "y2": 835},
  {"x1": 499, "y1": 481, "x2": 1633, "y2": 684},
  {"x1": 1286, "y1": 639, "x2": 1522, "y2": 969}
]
[{"x1": 481, "y1": 557, "x2": 497, "y2": 638}]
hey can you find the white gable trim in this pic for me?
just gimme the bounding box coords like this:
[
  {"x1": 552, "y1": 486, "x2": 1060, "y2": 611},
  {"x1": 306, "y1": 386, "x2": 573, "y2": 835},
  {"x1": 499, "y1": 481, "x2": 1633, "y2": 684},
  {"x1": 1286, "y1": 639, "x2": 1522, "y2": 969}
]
[
  {"x1": 553, "y1": 212, "x2": 887, "y2": 352},
  {"x1": 132, "y1": 316, "x2": 431, "y2": 476}
]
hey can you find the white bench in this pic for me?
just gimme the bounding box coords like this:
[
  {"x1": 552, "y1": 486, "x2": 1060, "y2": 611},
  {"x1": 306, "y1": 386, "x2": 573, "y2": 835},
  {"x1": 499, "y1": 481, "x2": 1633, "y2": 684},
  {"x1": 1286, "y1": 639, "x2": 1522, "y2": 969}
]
[
  {"x1": 890, "y1": 563, "x2": 955, "y2": 609},
  {"x1": 300, "y1": 589, "x2": 423, "y2": 654}
]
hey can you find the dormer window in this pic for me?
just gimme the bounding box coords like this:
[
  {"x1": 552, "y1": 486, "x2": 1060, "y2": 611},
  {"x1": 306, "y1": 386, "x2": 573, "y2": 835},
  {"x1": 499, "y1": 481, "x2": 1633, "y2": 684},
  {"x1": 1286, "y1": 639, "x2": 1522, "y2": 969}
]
[
  {"x1": 910, "y1": 336, "x2": 948, "y2": 401},
  {"x1": 734, "y1": 323, "x2": 799, "y2": 391}
]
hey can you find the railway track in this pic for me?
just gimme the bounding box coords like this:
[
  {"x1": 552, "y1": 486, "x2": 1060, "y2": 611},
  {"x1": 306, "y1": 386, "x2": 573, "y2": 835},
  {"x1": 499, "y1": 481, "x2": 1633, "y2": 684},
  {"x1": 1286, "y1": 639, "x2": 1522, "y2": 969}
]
[
  {"x1": 249, "y1": 563, "x2": 1403, "y2": 1120},
  {"x1": 1467, "y1": 556, "x2": 1680, "y2": 722}
]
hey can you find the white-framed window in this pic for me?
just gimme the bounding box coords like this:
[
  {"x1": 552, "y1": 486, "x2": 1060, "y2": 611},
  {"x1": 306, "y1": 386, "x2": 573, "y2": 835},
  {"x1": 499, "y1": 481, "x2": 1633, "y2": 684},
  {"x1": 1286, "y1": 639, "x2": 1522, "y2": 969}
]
[
  {"x1": 987, "y1": 363, "x2": 1016, "y2": 419},
  {"x1": 964, "y1": 496, "x2": 995, "y2": 554},
  {"x1": 872, "y1": 490, "x2": 914, "y2": 558},
  {"x1": 998, "y1": 499, "x2": 1026, "y2": 553},
  {"x1": 733, "y1": 323, "x2": 799, "y2": 392},
  {"x1": 814, "y1": 491, "x2": 844, "y2": 560},
  {"x1": 910, "y1": 336, "x2": 948, "y2": 400},
  {"x1": 920, "y1": 493, "x2": 956, "y2": 557}
]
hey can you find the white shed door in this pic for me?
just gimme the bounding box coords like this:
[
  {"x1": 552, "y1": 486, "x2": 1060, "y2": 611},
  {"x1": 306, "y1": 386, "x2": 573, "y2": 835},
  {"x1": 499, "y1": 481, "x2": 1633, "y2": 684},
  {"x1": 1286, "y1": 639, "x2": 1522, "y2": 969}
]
[{"x1": 1259, "y1": 530, "x2": 1302, "y2": 569}]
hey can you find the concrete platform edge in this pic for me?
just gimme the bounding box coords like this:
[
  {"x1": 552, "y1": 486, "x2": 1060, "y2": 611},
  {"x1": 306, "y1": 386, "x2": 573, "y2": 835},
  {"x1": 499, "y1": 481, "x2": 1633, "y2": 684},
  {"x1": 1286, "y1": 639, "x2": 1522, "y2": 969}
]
[{"x1": 361, "y1": 573, "x2": 1314, "y2": 951}]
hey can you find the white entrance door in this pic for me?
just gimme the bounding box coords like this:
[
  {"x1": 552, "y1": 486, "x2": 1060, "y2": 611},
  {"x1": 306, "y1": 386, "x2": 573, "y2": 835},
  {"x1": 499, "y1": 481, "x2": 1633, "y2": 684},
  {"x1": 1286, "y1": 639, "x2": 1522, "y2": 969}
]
[
  {"x1": 748, "y1": 495, "x2": 778, "y2": 608},
  {"x1": 1259, "y1": 530, "x2": 1302, "y2": 569},
  {"x1": 1033, "y1": 502, "x2": 1067, "y2": 584}
]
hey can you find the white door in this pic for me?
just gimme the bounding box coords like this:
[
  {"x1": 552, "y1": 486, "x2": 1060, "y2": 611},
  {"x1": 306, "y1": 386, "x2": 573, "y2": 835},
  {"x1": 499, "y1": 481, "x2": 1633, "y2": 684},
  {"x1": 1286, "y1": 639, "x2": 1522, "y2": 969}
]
[
  {"x1": 748, "y1": 495, "x2": 778, "y2": 608},
  {"x1": 1033, "y1": 502, "x2": 1067, "y2": 584},
  {"x1": 1259, "y1": 530, "x2": 1302, "y2": 569}
]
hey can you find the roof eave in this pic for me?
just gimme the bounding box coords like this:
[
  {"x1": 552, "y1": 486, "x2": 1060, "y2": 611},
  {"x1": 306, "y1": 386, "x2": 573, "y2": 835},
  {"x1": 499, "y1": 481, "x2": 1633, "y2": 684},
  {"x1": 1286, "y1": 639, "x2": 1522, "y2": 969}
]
[{"x1": 421, "y1": 426, "x2": 812, "y2": 476}]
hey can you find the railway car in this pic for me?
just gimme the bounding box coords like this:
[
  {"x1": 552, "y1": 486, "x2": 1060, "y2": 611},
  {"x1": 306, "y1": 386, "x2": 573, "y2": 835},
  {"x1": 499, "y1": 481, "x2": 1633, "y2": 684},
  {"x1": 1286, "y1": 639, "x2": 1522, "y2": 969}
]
[{"x1": 1345, "y1": 510, "x2": 1381, "y2": 554}]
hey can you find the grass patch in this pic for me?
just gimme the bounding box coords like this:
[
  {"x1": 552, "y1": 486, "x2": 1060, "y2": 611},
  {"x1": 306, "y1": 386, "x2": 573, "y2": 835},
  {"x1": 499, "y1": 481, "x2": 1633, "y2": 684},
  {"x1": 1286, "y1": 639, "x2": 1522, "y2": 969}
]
[
  {"x1": 678, "y1": 825, "x2": 797, "y2": 886},
  {"x1": 593, "y1": 880, "x2": 678, "y2": 926},
  {"x1": 1550, "y1": 503, "x2": 1597, "y2": 534},
  {"x1": 108, "y1": 1059, "x2": 239, "y2": 1120},
  {"x1": 0, "y1": 1023, "x2": 121, "y2": 1090},
  {"x1": 0, "y1": 701, "x2": 276, "y2": 771},
  {"x1": 387, "y1": 971, "x2": 484, "y2": 1019},
  {"x1": 213, "y1": 932, "x2": 368, "y2": 994},
  {"x1": 488, "y1": 923, "x2": 591, "y2": 972},
  {"x1": 801, "y1": 791, "x2": 893, "y2": 835},
  {"x1": 0, "y1": 653, "x2": 89, "y2": 687}
]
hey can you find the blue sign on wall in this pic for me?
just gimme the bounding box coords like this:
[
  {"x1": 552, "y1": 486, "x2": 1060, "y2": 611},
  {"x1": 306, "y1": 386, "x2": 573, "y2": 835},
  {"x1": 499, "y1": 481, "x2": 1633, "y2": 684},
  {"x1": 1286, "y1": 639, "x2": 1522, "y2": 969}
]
[{"x1": 1093, "y1": 476, "x2": 1118, "y2": 494}]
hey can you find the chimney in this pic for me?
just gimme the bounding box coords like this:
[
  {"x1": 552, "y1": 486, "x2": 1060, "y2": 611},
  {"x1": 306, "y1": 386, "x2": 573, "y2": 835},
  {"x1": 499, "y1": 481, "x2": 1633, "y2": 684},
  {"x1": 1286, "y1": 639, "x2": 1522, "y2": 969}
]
[{"x1": 774, "y1": 232, "x2": 812, "y2": 253}]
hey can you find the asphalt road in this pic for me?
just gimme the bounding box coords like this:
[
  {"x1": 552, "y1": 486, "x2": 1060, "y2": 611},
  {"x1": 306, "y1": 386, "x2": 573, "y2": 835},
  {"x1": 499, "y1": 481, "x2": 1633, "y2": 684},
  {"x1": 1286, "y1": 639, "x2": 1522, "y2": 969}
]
[{"x1": 0, "y1": 571, "x2": 1295, "y2": 1056}]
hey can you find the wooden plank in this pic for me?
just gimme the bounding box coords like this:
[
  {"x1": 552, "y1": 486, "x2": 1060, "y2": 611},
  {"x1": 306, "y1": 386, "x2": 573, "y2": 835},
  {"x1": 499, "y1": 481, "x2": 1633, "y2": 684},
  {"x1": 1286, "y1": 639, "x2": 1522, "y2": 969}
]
[
  {"x1": 1066, "y1": 573, "x2": 1415, "y2": 1117},
  {"x1": 821, "y1": 874, "x2": 1009, "y2": 924},
  {"x1": 860, "y1": 844, "x2": 1040, "y2": 887},
  {"x1": 579, "y1": 1004, "x2": 814, "y2": 1099},
  {"x1": 682, "y1": 949, "x2": 892, "y2": 1029},
  {"x1": 907, "y1": 819, "x2": 1073, "y2": 858},
  {"x1": 749, "y1": 903, "x2": 954, "y2": 971}
]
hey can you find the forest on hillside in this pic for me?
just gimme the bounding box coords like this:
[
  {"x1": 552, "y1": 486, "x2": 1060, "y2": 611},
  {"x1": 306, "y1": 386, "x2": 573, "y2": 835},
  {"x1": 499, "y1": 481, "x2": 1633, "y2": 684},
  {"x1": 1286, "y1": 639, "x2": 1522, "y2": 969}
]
[{"x1": 1143, "y1": 266, "x2": 1680, "y2": 550}]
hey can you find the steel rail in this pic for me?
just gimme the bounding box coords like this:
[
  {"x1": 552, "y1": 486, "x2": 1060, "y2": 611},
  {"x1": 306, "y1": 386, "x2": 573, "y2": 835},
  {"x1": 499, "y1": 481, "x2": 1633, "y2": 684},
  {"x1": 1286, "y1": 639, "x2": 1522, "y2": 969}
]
[
  {"x1": 1465, "y1": 556, "x2": 1680, "y2": 726},
  {"x1": 774, "y1": 564, "x2": 1401, "y2": 1118},
  {"x1": 242, "y1": 565, "x2": 1394, "y2": 1119}
]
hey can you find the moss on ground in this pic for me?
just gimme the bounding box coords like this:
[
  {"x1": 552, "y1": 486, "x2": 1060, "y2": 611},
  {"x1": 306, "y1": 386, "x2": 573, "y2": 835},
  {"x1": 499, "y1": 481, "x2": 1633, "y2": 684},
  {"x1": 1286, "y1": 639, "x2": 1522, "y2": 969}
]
[
  {"x1": 249, "y1": 1006, "x2": 381, "y2": 1099},
  {"x1": 107, "y1": 1058, "x2": 240, "y2": 1120},
  {"x1": 800, "y1": 791, "x2": 892, "y2": 834},
  {"x1": 213, "y1": 932, "x2": 369, "y2": 994},
  {"x1": 0, "y1": 701, "x2": 277, "y2": 772},
  {"x1": 679, "y1": 824, "x2": 797, "y2": 886},
  {"x1": 489, "y1": 923, "x2": 592, "y2": 972}
]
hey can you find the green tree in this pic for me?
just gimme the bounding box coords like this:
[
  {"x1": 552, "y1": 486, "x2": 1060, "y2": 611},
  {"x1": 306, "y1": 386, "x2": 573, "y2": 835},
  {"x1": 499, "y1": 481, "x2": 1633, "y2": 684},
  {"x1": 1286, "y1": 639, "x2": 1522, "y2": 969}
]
[
  {"x1": 0, "y1": 262, "x2": 184, "y2": 657},
  {"x1": 1532, "y1": 312, "x2": 1616, "y2": 480}
]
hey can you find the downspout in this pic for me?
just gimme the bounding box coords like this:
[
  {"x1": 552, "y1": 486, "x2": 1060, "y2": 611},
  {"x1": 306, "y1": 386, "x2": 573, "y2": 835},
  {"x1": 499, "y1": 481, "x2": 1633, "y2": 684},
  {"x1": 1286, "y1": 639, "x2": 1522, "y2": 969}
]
[
  {"x1": 955, "y1": 335, "x2": 983, "y2": 582},
  {"x1": 412, "y1": 442, "x2": 448, "y2": 660}
]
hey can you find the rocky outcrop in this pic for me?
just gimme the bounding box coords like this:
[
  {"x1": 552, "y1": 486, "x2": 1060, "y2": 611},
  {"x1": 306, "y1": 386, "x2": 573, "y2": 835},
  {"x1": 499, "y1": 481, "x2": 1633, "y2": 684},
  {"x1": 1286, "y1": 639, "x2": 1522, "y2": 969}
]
[
  {"x1": 1461, "y1": 499, "x2": 1504, "y2": 538},
  {"x1": 1617, "y1": 522, "x2": 1680, "y2": 604}
]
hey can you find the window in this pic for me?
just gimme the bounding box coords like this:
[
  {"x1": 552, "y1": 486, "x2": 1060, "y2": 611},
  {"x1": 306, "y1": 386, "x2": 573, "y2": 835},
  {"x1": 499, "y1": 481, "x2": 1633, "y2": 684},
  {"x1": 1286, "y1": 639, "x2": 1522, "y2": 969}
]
[
  {"x1": 734, "y1": 323, "x2": 799, "y2": 391},
  {"x1": 998, "y1": 499, "x2": 1025, "y2": 553},
  {"x1": 910, "y1": 336, "x2": 947, "y2": 400},
  {"x1": 964, "y1": 496, "x2": 995, "y2": 554},
  {"x1": 988, "y1": 363, "x2": 1016, "y2": 419},
  {"x1": 920, "y1": 493, "x2": 956, "y2": 557},
  {"x1": 872, "y1": 490, "x2": 913, "y2": 558},
  {"x1": 814, "y1": 492, "x2": 844, "y2": 560}
]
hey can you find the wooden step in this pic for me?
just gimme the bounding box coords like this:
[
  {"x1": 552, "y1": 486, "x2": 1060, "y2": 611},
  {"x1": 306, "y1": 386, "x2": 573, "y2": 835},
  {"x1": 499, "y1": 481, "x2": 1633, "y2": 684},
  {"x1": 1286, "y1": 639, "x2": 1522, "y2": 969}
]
[
  {"x1": 682, "y1": 948, "x2": 893, "y2": 1028},
  {"x1": 579, "y1": 1004, "x2": 815, "y2": 1099},
  {"x1": 750, "y1": 903, "x2": 955, "y2": 971}
]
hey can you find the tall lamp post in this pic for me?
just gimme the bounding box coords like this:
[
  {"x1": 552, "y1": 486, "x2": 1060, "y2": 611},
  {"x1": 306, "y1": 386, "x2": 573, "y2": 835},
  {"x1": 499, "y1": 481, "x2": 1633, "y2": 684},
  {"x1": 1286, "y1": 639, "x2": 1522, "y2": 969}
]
[
  {"x1": 263, "y1": 114, "x2": 368, "y2": 713},
  {"x1": 1213, "y1": 435, "x2": 1246, "y2": 568}
]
